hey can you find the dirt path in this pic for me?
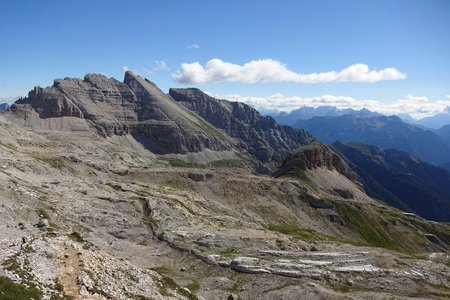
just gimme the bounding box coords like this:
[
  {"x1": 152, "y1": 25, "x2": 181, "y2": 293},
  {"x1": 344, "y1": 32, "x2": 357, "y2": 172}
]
[{"x1": 57, "y1": 244, "x2": 83, "y2": 298}]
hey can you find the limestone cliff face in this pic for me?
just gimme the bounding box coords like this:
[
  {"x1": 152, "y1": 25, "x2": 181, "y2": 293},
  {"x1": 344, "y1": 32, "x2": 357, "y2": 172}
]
[
  {"x1": 169, "y1": 88, "x2": 313, "y2": 163},
  {"x1": 12, "y1": 72, "x2": 231, "y2": 154},
  {"x1": 274, "y1": 141, "x2": 357, "y2": 181}
]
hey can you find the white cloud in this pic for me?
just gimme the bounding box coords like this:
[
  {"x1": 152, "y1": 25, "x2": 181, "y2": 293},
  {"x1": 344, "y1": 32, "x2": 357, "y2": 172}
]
[
  {"x1": 0, "y1": 95, "x2": 19, "y2": 104},
  {"x1": 215, "y1": 93, "x2": 450, "y2": 120},
  {"x1": 186, "y1": 44, "x2": 200, "y2": 50},
  {"x1": 173, "y1": 58, "x2": 406, "y2": 84},
  {"x1": 125, "y1": 61, "x2": 169, "y2": 76},
  {"x1": 143, "y1": 60, "x2": 169, "y2": 75}
]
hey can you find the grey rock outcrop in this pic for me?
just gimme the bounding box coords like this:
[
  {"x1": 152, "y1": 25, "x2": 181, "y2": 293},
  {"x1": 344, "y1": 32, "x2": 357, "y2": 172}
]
[
  {"x1": 12, "y1": 72, "x2": 231, "y2": 154},
  {"x1": 274, "y1": 141, "x2": 357, "y2": 181},
  {"x1": 169, "y1": 88, "x2": 313, "y2": 163}
]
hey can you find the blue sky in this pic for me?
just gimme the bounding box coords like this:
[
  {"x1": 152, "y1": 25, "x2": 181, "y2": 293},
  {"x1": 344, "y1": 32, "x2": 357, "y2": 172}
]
[{"x1": 1, "y1": 0, "x2": 449, "y2": 117}]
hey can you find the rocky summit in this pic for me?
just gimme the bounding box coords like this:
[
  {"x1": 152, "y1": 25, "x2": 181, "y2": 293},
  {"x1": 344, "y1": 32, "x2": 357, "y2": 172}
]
[
  {"x1": 169, "y1": 88, "x2": 313, "y2": 165},
  {"x1": 13, "y1": 72, "x2": 231, "y2": 155},
  {"x1": 0, "y1": 73, "x2": 449, "y2": 300},
  {"x1": 274, "y1": 141, "x2": 357, "y2": 182}
]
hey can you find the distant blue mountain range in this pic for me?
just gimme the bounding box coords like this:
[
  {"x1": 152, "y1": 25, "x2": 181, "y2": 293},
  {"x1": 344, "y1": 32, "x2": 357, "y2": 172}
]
[
  {"x1": 269, "y1": 105, "x2": 450, "y2": 130},
  {"x1": 401, "y1": 113, "x2": 450, "y2": 129},
  {"x1": 271, "y1": 106, "x2": 381, "y2": 126},
  {"x1": 267, "y1": 106, "x2": 450, "y2": 169}
]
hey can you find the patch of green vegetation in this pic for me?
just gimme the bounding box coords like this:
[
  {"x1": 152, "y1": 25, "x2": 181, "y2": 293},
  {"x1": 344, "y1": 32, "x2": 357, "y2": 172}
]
[
  {"x1": 151, "y1": 266, "x2": 172, "y2": 275},
  {"x1": 0, "y1": 276, "x2": 43, "y2": 300},
  {"x1": 164, "y1": 159, "x2": 203, "y2": 168},
  {"x1": 225, "y1": 273, "x2": 244, "y2": 294},
  {"x1": 337, "y1": 285, "x2": 351, "y2": 293},
  {"x1": 4, "y1": 256, "x2": 34, "y2": 282},
  {"x1": 289, "y1": 167, "x2": 309, "y2": 181},
  {"x1": 36, "y1": 208, "x2": 50, "y2": 220},
  {"x1": 50, "y1": 294, "x2": 75, "y2": 300},
  {"x1": 196, "y1": 118, "x2": 227, "y2": 140},
  {"x1": 185, "y1": 279, "x2": 200, "y2": 292},
  {"x1": 417, "y1": 221, "x2": 450, "y2": 245},
  {"x1": 54, "y1": 281, "x2": 64, "y2": 292},
  {"x1": 162, "y1": 158, "x2": 244, "y2": 169},
  {"x1": 287, "y1": 167, "x2": 318, "y2": 192},
  {"x1": 49, "y1": 280, "x2": 75, "y2": 300},
  {"x1": 67, "y1": 231, "x2": 85, "y2": 243},
  {"x1": 333, "y1": 201, "x2": 410, "y2": 252},
  {"x1": 163, "y1": 178, "x2": 197, "y2": 192},
  {"x1": 264, "y1": 223, "x2": 330, "y2": 241},
  {"x1": 298, "y1": 190, "x2": 307, "y2": 201},
  {"x1": 407, "y1": 278, "x2": 450, "y2": 298},
  {"x1": 220, "y1": 247, "x2": 239, "y2": 257},
  {"x1": 125, "y1": 293, "x2": 154, "y2": 300},
  {"x1": 32, "y1": 154, "x2": 66, "y2": 169},
  {"x1": 262, "y1": 283, "x2": 292, "y2": 293},
  {"x1": 2, "y1": 249, "x2": 45, "y2": 300},
  {"x1": 209, "y1": 159, "x2": 244, "y2": 168},
  {"x1": 67, "y1": 231, "x2": 94, "y2": 249},
  {"x1": 157, "y1": 274, "x2": 199, "y2": 300}
]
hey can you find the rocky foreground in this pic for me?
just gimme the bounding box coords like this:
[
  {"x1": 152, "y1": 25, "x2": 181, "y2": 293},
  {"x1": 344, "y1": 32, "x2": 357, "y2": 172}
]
[{"x1": 0, "y1": 73, "x2": 449, "y2": 299}]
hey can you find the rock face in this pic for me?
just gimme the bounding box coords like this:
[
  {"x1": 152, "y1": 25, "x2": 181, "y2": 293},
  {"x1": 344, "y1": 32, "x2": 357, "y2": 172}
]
[
  {"x1": 333, "y1": 141, "x2": 450, "y2": 221},
  {"x1": 12, "y1": 72, "x2": 231, "y2": 154},
  {"x1": 274, "y1": 141, "x2": 357, "y2": 181},
  {"x1": 169, "y1": 88, "x2": 313, "y2": 163}
]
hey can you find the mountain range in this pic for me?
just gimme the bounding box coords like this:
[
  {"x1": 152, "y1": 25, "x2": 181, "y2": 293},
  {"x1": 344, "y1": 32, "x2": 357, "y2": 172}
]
[
  {"x1": 1, "y1": 72, "x2": 449, "y2": 299},
  {"x1": 333, "y1": 141, "x2": 450, "y2": 221},
  {"x1": 436, "y1": 124, "x2": 450, "y2": 145},
  {"x1": 292, "y1": 114, "x2": 450, "y2": 167},
  {"x1": 402, "y1": 113, "x2": 450, "y2": 129},
  {"x1": 273, "y1": 106, "x2": 381, "y2": 126},
  {"x1": 272, "y1": 105, "x2": 450, "y2": 130},
  {"x1": 12, "y1": 72, "x2": 312, "y2": 172}
]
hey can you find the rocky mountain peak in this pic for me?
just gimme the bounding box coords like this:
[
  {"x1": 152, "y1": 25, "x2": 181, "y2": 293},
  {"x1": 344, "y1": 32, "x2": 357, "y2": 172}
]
[
  {"x1": 12, "y1": 72, "x2": 232, "y2": 154},
  {"x1": 169, "y1": 88, "x2": 313, "y2": 164},
  {"x1": 274, "y1": 141, "x2": 357, "y2": 181}
]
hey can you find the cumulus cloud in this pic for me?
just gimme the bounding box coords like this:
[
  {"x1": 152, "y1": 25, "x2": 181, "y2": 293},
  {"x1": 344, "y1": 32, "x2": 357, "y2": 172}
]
[
  {"x1": 186, "y1": 44, "x2": 200, "y2": 50},
  {"x1": 215, "y1": 93, "x2": 450, "y2": 120},
  {"x1": 173, "y1": 58, "x2": 406, "y2": 84}
]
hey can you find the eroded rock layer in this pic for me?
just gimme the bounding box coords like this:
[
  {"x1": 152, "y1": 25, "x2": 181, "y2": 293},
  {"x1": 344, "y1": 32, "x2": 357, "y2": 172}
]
[
  {"x1": 13, "y1": 72, "x2": 231, "y2": 154},
  {"x1": 169, "y1": 88, "x2": 313, "y2": 163}
]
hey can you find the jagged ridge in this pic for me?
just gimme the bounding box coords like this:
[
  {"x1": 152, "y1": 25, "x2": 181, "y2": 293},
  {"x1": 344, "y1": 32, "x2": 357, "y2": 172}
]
[
  {"x1": 169, "y1": 88, "x2": 313, "y2": 163},
  {"x1": 12, "y1": 72, "x2": 231, "y2": 154},
  {"x1": 333, "y1": 141, "x2": 450, "y2": 221}
]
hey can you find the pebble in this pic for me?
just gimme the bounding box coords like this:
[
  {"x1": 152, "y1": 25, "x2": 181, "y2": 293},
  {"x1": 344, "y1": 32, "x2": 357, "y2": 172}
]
[{"x1": 36, "y1": 218, "x2": 49, "y2": 228}]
